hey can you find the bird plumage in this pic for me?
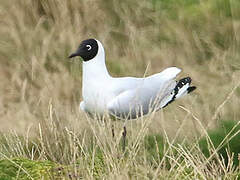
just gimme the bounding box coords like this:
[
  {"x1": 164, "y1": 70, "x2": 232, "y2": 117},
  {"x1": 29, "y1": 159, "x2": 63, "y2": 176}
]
[{"x1": 69, "y1": 39, "x2": 196, "y2": 119}]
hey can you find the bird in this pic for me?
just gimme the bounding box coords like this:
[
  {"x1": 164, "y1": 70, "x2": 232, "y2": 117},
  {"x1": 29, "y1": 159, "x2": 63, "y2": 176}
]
[{"x1": 69, "y1": 38, "x2": 196, "y2": 151}]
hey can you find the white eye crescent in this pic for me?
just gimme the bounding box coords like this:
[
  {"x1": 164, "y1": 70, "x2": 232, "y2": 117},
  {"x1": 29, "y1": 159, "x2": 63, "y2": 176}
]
[{"x1": 86, "y1": 45, "x2": 92, "y2": 51}]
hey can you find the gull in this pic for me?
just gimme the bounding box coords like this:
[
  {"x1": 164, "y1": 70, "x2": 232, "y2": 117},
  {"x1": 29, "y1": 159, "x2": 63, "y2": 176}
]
[{"x1": 69, "y1": 39, "x2": 196, "y2": 150}]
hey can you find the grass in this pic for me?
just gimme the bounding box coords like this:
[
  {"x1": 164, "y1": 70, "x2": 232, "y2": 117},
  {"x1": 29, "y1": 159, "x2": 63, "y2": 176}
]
[
  {"x1": 0, "y1": 158, "x2": 58, "y2": 179},
  {"x1": 0, "y1": 0, "x2": 240, "y2": 179},
  {"x1": 199, "y1": 120, "x2": 240, "y2": 167}
]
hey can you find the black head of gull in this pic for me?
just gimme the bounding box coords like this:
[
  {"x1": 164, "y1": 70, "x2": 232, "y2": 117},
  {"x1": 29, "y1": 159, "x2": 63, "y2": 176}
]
[{"x1": 69, "y1": 39, "x2": 99, "y2": 61}]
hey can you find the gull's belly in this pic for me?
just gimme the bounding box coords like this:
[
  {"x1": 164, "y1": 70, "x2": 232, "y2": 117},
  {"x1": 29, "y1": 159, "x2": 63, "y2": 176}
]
[{"x1": 82, "y1": 87, "x2": 114, "y2": 115}]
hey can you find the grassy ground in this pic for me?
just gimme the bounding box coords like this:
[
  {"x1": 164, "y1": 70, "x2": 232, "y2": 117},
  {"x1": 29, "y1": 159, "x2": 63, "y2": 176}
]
[{"x1": 0, "y1": 0, "x2": 240, "y2": 179}]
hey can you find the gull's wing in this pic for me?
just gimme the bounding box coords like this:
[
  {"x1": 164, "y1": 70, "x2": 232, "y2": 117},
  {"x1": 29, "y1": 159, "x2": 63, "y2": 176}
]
[{"x1": 107, "y1": 67, "x2": 181, "y2": 119}]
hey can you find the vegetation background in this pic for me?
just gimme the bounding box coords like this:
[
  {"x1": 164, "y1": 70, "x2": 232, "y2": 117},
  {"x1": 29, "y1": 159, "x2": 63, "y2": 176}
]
[{"x1": 0, "y1": 0, "x2": 240, "y2": 179}]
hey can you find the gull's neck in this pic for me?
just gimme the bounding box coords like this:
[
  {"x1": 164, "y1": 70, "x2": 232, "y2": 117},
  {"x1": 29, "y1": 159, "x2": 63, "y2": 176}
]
[{"x1": 82, "y1": 42, "x2": 111, "y2": 81}]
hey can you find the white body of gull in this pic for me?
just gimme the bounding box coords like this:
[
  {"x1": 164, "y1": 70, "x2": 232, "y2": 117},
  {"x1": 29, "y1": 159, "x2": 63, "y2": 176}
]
[{"x1": 69, "y1": 39, "x2": 196, "y2": 119}]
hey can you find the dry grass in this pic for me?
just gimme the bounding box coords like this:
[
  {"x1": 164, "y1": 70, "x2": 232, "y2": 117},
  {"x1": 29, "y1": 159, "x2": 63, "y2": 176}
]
[{"x1": 0, "y1": 0, "x2": 240, "y2": 178}]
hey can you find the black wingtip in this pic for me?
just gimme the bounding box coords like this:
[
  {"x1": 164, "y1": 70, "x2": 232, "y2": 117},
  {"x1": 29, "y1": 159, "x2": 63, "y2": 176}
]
[
  {"x1": 187, "y1": 86, "x2": 196, "y2": 93},
  {"x1": 176, "y1": 77, "x2": 192, "y2": 89}
]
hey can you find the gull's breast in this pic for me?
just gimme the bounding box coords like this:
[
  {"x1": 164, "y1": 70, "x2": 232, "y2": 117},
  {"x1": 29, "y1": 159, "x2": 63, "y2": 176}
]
[{"x1": 82, "y1": 85, "x2": 115, "y2": 116}]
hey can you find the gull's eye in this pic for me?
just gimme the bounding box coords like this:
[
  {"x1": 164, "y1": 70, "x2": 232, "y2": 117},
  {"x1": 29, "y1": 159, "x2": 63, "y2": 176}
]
[{"x1": 86, "y1": 45, "x2": 92, "y2": 51}]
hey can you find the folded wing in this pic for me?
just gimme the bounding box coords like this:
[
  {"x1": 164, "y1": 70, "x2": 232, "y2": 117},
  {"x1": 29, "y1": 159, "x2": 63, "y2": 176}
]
[{"x1": 107, "y1": 67, "x2": 181, "y2": 119}]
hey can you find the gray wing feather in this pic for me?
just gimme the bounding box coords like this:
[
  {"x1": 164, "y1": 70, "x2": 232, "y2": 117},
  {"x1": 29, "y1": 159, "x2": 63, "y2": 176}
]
[{"x1": 107, "y1": 67, "x2": 181, "y2": 119}]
